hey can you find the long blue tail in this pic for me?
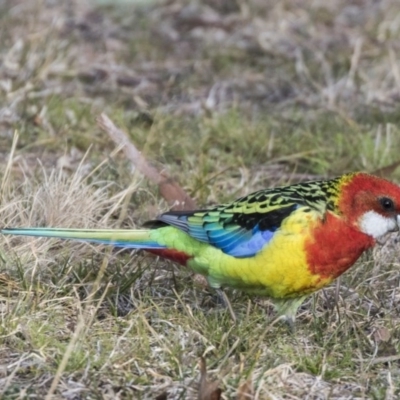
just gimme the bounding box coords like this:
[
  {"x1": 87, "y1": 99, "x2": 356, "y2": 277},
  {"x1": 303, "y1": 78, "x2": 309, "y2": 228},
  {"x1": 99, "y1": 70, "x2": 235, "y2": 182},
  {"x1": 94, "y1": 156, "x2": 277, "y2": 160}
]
[{"x1": 1, "y1": 228, "x2": 164, "y2": 249}]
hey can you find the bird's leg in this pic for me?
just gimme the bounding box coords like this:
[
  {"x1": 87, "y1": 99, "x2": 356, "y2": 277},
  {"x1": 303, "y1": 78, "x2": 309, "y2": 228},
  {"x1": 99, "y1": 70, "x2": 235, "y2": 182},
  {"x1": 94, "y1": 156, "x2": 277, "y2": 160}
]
[
  {"x1": 272, "y1": 296, "x2": 308, "y2": 331},
  {"x1": 216, "y1": 288, "x2": 237, "y2": 323},
  {"x1": 281, "y1": 314, "x2": 295, "y2": 332}
]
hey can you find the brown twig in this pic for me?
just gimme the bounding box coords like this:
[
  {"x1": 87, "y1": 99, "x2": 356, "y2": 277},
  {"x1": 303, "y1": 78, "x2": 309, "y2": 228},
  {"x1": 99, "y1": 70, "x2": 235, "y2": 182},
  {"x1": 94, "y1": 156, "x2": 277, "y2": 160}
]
[{"x1": 97, "y1": 113, "x2": 197, "y2": 211}]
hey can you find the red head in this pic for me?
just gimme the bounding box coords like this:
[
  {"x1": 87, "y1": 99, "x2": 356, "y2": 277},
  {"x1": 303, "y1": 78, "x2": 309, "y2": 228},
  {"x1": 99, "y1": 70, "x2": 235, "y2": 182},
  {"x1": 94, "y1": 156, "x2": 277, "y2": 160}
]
[{"x1": 337, "y1": 173, "x2": 400, "y2": 238}]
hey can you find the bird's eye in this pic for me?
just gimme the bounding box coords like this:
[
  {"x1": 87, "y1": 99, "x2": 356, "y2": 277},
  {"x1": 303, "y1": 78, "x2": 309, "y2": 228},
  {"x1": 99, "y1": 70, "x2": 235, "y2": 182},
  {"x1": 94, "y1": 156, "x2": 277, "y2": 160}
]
[{"x1": 379, "y1": 197, "x2": 395, "y2": 211}]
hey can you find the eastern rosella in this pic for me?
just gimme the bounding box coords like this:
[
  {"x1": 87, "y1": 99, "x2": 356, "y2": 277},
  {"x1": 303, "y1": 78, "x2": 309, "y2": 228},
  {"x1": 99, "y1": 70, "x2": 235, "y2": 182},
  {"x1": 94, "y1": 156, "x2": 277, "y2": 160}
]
[{"x1": 2, "y1": 172, "x2": 400, "y2": 325}]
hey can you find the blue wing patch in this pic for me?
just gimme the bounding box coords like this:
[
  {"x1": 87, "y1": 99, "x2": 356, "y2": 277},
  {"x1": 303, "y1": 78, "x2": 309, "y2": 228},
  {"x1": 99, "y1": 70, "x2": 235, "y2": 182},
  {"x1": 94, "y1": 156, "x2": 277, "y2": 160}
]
[
  {"x1": 156, "y1": 204, "x2": 298, "y2": 258},
  {"x1": 228, "y1": 229, "x2": 275, "y2": 257}
]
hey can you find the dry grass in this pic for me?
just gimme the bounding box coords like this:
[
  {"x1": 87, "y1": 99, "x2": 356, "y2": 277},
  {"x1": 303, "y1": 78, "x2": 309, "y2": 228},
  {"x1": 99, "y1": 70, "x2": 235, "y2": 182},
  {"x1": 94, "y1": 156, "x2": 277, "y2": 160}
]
[{"x1": 1, "y1": 0, "x2": 400, "y2": 398}]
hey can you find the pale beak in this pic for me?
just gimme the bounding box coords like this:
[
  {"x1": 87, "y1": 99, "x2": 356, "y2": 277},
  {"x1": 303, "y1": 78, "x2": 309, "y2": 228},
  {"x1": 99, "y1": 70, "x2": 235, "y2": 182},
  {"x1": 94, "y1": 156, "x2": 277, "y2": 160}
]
[{"x1": 396, "y1": 215, "x2": 400, "y2": 231}]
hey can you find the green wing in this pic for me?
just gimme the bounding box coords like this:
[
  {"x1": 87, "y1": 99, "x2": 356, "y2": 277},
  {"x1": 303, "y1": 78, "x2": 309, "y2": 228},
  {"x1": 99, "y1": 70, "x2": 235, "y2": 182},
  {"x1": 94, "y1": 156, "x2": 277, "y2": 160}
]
[{"x1": 148, "y1": 178, "x2": 337, "y2": 257}]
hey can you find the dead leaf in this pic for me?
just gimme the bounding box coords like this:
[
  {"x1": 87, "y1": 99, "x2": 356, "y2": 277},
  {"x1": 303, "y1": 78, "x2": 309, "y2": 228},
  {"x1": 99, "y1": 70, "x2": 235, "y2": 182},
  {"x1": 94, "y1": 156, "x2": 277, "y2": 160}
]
[
  {"x1": 193, "y1": 273, "x2": 209, "y2": 288},
  {"x1": 155, "y1": 391, "x2": 168, "y2": 400},
  {"x1": 198, "y1": 357, "x2": 222, "y2": 400},
  {"x1": 237, "y1": 378, "x2": 254, "y2": 400},
  {"x1": 373, "y1": 327, "x2": 391, "y2": 343},
  {"x1": 159, "y1": 173, "x2": 197, "y2": 211},
  {"x1": 97, "y1": 113, "x2": 197, "y2": 211}
]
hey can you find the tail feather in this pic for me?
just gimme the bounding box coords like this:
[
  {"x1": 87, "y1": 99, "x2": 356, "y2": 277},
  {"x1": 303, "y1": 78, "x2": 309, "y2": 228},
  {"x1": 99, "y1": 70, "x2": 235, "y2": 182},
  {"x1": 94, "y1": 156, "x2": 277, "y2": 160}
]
[{"x1": 0, "y1": 228, "x2": 164, "y2": 249}]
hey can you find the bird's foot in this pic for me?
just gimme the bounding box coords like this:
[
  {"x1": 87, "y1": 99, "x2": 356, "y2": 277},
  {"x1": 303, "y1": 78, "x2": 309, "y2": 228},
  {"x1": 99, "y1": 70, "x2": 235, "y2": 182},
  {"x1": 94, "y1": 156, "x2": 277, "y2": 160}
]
[{"x1": 272, "y1": 295, "x2": 308, "y2": 331}]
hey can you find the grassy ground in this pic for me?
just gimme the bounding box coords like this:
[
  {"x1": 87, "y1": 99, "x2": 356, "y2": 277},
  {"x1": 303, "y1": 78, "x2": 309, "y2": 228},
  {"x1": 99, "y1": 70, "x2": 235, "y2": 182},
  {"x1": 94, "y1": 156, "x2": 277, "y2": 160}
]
[{"x1": 1, "y1": 0, "x2": 400, "y2": 398}]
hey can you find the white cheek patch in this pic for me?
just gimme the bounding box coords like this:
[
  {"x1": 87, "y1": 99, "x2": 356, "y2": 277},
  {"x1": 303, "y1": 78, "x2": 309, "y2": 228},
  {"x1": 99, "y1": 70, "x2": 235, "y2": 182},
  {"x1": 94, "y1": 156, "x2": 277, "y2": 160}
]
[{"x1": 359, "y1": 211, "x2": 397, "y2": 238}]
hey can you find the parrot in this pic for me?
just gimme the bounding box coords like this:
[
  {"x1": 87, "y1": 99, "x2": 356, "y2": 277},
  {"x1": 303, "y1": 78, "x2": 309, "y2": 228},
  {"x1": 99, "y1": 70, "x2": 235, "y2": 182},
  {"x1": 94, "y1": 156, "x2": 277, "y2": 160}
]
[{"x1": 2, "y1": 172, "x2": 400, "y2": 326}]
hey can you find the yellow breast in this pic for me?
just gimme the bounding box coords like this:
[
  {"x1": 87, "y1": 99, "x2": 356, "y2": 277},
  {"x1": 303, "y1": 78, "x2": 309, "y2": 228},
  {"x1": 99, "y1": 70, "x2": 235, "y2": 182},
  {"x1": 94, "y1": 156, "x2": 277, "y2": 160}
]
[{"x1": 192, "y1": 207, "x2": 332, "y2": 299}]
